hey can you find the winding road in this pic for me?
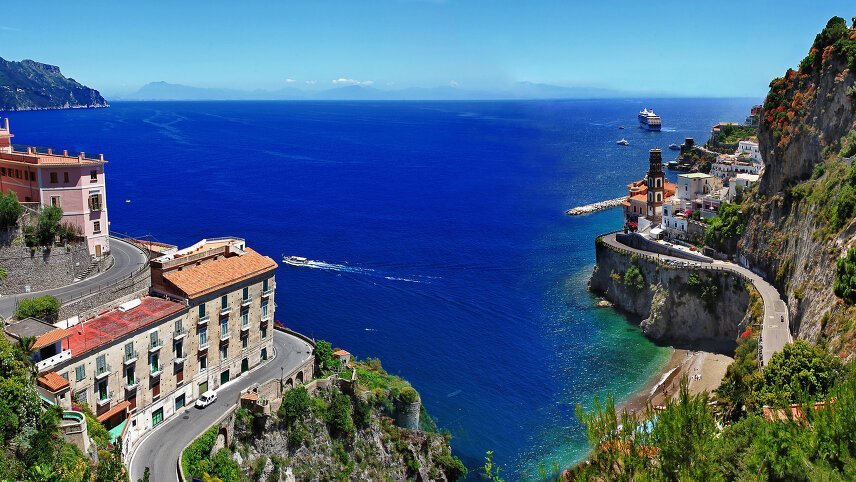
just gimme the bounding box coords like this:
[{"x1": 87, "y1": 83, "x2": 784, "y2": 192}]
[
  {"x1": 128, "y1": 330, "x2": 314, "y2": 482},
  {"x1": 600, "y1": 232, "x2": 792, "y2": 366},
  {"x1": 0, "y1": 237, "x2": 149, "y2": 318}
]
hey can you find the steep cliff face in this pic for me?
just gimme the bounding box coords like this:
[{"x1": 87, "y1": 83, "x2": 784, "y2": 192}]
[
  {"x1": 590, "y1": 245, "x2": 750, "y2": 349},
  {"x1": 739, "y1": 17, "x2": 856, "y2": 357},
  {"x1": 0, "y1": 57, "x2": 108, "y2": 111}
]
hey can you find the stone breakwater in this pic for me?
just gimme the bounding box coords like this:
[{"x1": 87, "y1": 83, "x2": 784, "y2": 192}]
[{"x1": 566, "y1": 197, "x2": 625, "y2": 216}]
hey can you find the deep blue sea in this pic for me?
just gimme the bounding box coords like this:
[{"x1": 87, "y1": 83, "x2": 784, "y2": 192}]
[{"x1": 3, "y1": 98, "x2": 754, "y2": 478}]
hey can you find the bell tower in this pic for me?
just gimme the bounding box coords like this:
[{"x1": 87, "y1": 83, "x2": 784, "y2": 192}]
[{"x1": 646, "y1": 148, "x2": 665, "y2": 223}]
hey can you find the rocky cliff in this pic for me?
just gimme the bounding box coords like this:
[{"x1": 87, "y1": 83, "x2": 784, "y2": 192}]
[
  {"x1": 590, "y1": 243, "x2": 750, "y2": 351},
  {"x1": 0, "y1": 57, "x2": 108, "y2": 111},
  {"x1": 738, "y1": 17, "x2": 856, "y2": 358}
]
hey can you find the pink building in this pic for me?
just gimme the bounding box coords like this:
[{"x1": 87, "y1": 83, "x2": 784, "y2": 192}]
[{"x1": 0, "y1": 118, "x2": 109, "y2": 257}]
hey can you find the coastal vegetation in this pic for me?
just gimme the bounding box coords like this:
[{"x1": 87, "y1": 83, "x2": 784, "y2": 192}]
[
  {"x1": 835, "y1": 247, "x2": 856, "y2": 303},
  {"x1": 0, "y1": 191, "x2": 23, "y2": 229},
  {"x1": 183, "y1": 356, "x2": 465, "y2": 482},
  {"x1": 706, "y1": 124, "x2": 758, "y2": 154},
  {"x1": 703, "y1": 202, "x2": 747, "y2": 253},
  {"x1": 573, "y1": 346, "x2": 854, "y2": 481},
  {"x1": 0, "y1": 335, "x2": 128, "y2": 481}
]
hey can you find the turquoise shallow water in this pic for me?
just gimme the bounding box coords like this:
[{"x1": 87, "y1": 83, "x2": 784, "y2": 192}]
[{"x1": 2, "y1": 98, "x2": 754, "y2": 478}]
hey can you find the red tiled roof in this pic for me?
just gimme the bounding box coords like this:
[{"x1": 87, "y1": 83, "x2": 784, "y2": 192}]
[
  {"x1": 97, "y1": 400, "x2": 131, "y2": 423},
  {"x1": 333, "y1": 349, "x2": 351, "y2": 356},
  {"x1": 163, "y1": 248, "x2": 277, "y2": 298},
  {"x1": 37, "y1": 372, "x2": 70, "y2": 392},
  {"x1": 33, "y1": 328, "x2": 71, "y2": 350},
  {"x1": 630, "y1": 194, "x2": 647, "y2": 202},
  {"x1": 67, "y1": 297, "x2": 185, "y2": 358}
]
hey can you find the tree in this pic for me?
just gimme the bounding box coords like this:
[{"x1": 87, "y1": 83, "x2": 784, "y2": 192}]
[
  {"x1": 328, "y1": 389, "x2": 354, "y2": 436},
  {"x1": 834, "y1": 247, "x2": 856, "y2": 303},
  {"x1": 623, "y1": 265, "x2": 645, "y2": 291},
  {"x1": 0, "y1": 192, "x2": 23, "y2": 229},
  {"x1": 15, "y1": 296, "x2": 60, "y2": 322},
  {"x1": 277, "y1": 386, "x2": 310, "y2": 426},
  {"x1": 37, "y1": 205, "x2": 63, "y2": 246},
  {"x1": 704, "y1": 202, "x2": 746, "y2": 252},
  {"x1": 757, "y1": 340, "x2": 843, "y2": 406},
  {"x1": 314, "y1": 340, "x2": 340, "y2": 375}
]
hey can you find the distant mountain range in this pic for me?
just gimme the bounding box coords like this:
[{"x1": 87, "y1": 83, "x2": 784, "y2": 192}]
[
  {"x1": 0, "y1": 57, "x2": 108, "y2": 111},
  {"x1": 120, "y1": 81, "x2": 630, "y2": 101}
]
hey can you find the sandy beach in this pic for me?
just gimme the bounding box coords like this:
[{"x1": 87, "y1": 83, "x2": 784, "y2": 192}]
[{"x1": 621, "y1": 348, "x2": 733, "y2": 414}]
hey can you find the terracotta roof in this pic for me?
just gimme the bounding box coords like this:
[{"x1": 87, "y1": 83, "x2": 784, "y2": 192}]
[
  {"x1": 66, "y1": 297, "x2": 185, "y2": 358},
  {"x1": 33, "y1": 328, "x2": 71, "y2": 350},
  {"x1": 333, "y1": 349, "x2": 351, "y2": 356},
  {"x1": 37, "y1": 372, "x2": 70, "y2": 392},
  {"x1": 163, "y1": 248, "x2": 277, "y2": 298},
  {"x1": 97, "y1": 400, "x2": 131, "y2": 423},
  {"x1": 630, "y1": 194, "x2": 647, "y2": 202},
  {"x1": 240, "y1": 392, "x2": 259, "y2": 401}
]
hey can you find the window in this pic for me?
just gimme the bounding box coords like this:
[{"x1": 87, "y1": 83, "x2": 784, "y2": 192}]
[
  {"x1": 15, "y1": 169, "x2": 20, "y2": 179},
  {"x1": 1, "y1": 168, "x2": 5, "y2": 176},
  {"x1": 63, "y1": 172, "x2": 69, "y2": 183},
  {"x1": 50, "y1": 172, "x2": 58, "y2": 183},
  {"x1": 75, "y1": 365, "x2": 86, "y2": 381},
  {"x1": 96, "y1": 355, "x2": 107, "y2": 375},
  {"x1": 93, "y1": 221, "x2": 101, "y2": 234},
  {"x1": 29, "y1": 172, "x2": 35, "y2": 181},
  {"x1": 198, "y1": 304, "x2": 206, "y2": 317},
  {"x1": 220, "y1": 319, "x2": 229, "y2": 338},
  {"x1": 261, "y1": 327, "x2": 268, "y2": 340},
  {"x1": 241, "y1": 311, "x2": 249, "y2": 328},
  {"x1": 50, "y1": 196, "x2": 61, "y2": 208},
  {"x1": 126, "y1": 366, "x2": 135, "y2": 386},
  {"x1": 150, "y1": 352, "x2": 160, "y2": 374},
  {"x1": 242, "y1": 287, "x2": 249, "y2": 301},
  {"x1": 263, "y1": 279, "x2": 269, "y2": 292},
  {"x1": 124, "y1": 342, "x2": 134, "y2": 361},
  {"x1": 150, "y1": 331, "x2": 160, "y2": 349},
  {"x1": 241, "y1": 336, "x2": 248, "y2": 350},
  {"x1": 88, "y1": 193, "x2": 102, "y2": 211},
  {"x1": 199, "y1": 326, "x2": 208, "y2": 347},
  {"x1": 97, "y1": 380, "x2": 108, "y2": 401},
  {"x1": 260, "y1": 348, "x2": 267, "y2": 361},
  {"x1": 152, "y1": 382, "x2": 160, "y2": 398},
  {"x1": 220, "y1": 346, "x2": 228, "y2": 361},
  {"x1": 199, "y1": 356, "x2": 208, "y2": 371},
  {"x1": 90, "y1": 170, "x2": 97, "y2": 182},
  {"x1": 221, "y1": 295, "x2": 228, "y2": 310},
  {"x1": 176, "y1": 369, "x2": 183, "y2": 383},
  {"x1": 175, "y1": 340, "x2": 184, "y2": 359},
  {"x1": 261, "y1": 301, "x2": 268, "y2": 319}
]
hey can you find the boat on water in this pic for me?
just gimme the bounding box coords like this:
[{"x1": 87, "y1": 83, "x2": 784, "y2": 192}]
[
  {"x1": 638, "y1": 108, "x2": 662, "y2": 131},
  {"x1": 283, "y1": 256, "x2": 310, "y2": 266},
  {"x1": 616, "y1": 139, "x2": 630, "y2": 146},
  {"x1": 618, "y1": 125, "x2": 625, "y2": 129},
  {"x1": 668, "y1": 143, "x2": 680, "y2": 150}
]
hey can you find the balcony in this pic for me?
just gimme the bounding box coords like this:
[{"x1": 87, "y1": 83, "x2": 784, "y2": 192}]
[
  {"x1": 260, "y1": 313, "x2": 270, "y2": 323},
  {"x1": 220, "y1": 306, "x2": 232, "y2": 316},
  {"x1": 173, "y1": 326, "x2": 187, "y2": 340},
  {"x1": 241, "y1": 297, "x2": 252, "y2": 307},
  {"x1": 174, "y1": 356, "x2": 186, "y2": 365},
  {"x1": 198, "y1": 314, "x2": 210, "y2": 325},
  {"x1": 96, "y1": 393, "x2": 112, "y2": 407},
  {"x1": 219, "y1": 331, "x2": 231, "y2": 342},
  {"x1": 125, "y1": 382, "x2": 138, "y2": 392},
  {"x1": 150, "y1": 364, "x2": 163, "y2": 377},
  {"x1": 262, "y1": 284, "x2": 274, "y2": 297},
  {"x1": 94, "y1": 365, "x2": 111, "y2": 380},
  {"x1": 148, "y1": 339, "x2": 164, "y2": 352},
  {"x1": 123, "y1": 351, "x2": 138, "y2": 365},
  {"x1": 35, "y1": 349, "x2": 71, "y2": 372}
]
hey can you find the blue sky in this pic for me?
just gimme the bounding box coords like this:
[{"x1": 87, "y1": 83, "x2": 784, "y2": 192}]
[{"x1": 0, "y1": 1, "x2": 851, "y2": 96}]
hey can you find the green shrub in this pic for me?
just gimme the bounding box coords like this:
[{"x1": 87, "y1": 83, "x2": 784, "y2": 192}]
[
  {"x1": 835, "y1": 247, "x2": 856, "y2": 303},
  {"x1": 15, "y1": 296, "x2": 60, "y2": 321},
  {"x1": 314, "y1": 340, "x2": 341, "y2": 375},
  {"x1": 435, "y1": 453, "x2": 468, "y2": 480},
  {"x1": 757, "y1": 340, "x2": 843, "y2": 406},
  {"x1": 277, "y1": 386, "x2": 310, "y2": 426},
  {"x1": 182, "y1": 426, "x2": 218, "y2": 479},
  {"x1": 623, "y1": 265, "x2": 645, "y2": 291},
  {"x1": 704, "y1": 203, "x2": 746, "y2": 253},
  {"x1": 353, "y1": 396, "x2": 372, "y2": 429},
  {"x1": 398, "y1": 387, "x2": 419, "y2": 405},
  {"x1": 328, "y1": 390, "x2": 354, "y2": 436},
  {"x1": 0, "y1": 192, "x2": 23, "y2": 229},
  {"x1": 36, "y1": 205, "x2": 63, "y2": 245}
]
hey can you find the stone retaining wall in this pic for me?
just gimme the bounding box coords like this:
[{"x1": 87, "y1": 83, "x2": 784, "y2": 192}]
[
  {"x1": 0, "y1": 238, "x2": 96, "y2": 294},
  {"x1": 57, "y1": 265, "x2": 152, "y2": 321}
]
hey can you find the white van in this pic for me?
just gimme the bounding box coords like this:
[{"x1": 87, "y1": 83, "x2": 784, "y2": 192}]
[{"x1": 195, "y1": 390, "x2": 217, "y2": 408}]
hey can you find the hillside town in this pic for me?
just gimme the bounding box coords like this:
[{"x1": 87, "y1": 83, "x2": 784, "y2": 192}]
[{"x1": 622, "y1": 107, "x2": 764, "y2": 246}]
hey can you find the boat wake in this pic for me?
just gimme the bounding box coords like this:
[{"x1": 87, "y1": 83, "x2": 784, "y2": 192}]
[{"x1": 291, "y1": 259, "x2": 433, "y2": 284}]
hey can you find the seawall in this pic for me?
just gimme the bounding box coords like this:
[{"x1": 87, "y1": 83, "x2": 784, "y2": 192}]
[{"x1": 590, "y1": 237, "x2": 751, "y2": 351}]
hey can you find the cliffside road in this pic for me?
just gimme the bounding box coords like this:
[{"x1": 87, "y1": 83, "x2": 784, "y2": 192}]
[
  {"x1": 600, "y1": 233, "x2": 792, "y2": 366},
  {"x1": 128, "y1": 330, "x2": 313, "y2": 482},
  {"x1": 0, "y1": 237, "x2": 148, "y2": 318}
]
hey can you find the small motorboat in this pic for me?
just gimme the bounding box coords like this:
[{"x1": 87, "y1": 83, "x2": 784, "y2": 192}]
[
  {"x1": 668, "y1": 143, "x2": 680, "y2": 150},
  {"x1": 618, "y1": 125, "x2": 625, "y2": 129},
  {"x1": 283, "y1": 256, "x2": 310, "y2": 266},
  {"x1": 616, "y1": 139, "x2": 630, "y2": 146}
]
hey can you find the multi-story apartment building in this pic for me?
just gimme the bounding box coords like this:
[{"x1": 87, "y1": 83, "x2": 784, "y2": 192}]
[
  {"x1": 20, "y1": 237, "x2": 277, "y2": 447},
  {"x1": 0, "y1": 118, "x2": 109, "y2": 257}
]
